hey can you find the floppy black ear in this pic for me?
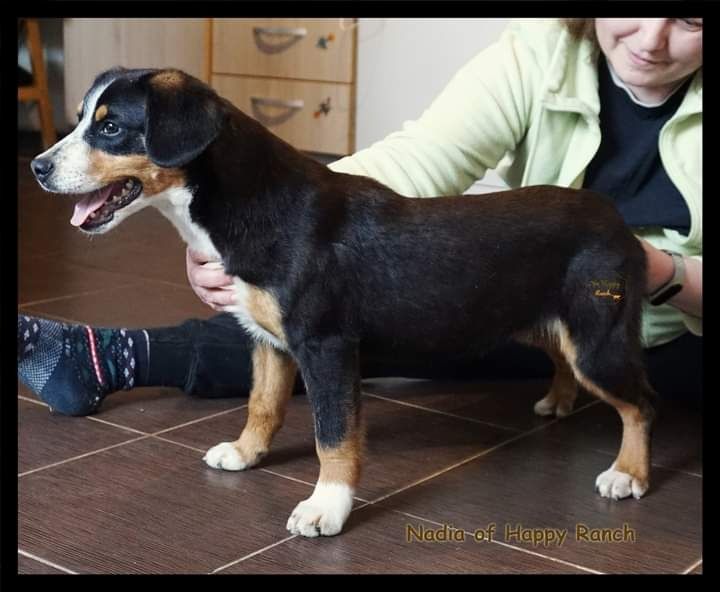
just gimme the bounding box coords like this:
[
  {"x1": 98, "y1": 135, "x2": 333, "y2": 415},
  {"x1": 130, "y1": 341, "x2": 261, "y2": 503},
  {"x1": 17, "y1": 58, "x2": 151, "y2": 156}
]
[{"x1": 144, "y1": 71, "x2": 223, "y2": 168}]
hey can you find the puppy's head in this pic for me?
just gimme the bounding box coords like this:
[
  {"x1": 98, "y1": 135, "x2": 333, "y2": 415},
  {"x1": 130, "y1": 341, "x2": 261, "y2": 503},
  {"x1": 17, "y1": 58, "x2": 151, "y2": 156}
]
[{"x1": 31, "y1": 67, "x2": 223, "y2": 234}]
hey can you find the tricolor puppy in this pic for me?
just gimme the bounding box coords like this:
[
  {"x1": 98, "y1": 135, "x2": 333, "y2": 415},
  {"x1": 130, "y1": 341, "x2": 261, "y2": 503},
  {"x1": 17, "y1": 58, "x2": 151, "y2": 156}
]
[{"x1": 32, "y1": 68, "x2": 656, "y2": 537}]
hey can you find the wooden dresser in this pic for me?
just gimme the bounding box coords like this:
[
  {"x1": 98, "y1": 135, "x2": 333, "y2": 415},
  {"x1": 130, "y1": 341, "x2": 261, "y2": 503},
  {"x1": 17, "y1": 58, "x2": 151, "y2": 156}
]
[
  {"x1": 63, "y1": 18, "x2": 358, "y2": 156},
  {"x1": 209, "y1": 19, "x2": 357, "y2": 155}
]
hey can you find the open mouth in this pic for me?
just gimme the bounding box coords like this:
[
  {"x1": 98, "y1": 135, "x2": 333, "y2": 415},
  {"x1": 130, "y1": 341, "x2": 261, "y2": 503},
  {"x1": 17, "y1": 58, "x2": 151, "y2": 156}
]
[{"x1": 70, "y1": 178, "x2": 143, "y2": 230}]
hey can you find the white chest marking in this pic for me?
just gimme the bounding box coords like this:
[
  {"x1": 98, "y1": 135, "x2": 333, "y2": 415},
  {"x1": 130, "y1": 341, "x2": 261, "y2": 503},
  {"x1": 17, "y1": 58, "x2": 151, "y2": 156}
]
[{"x1": 154, "y1": 188, "x2": 287, "y2": 351}]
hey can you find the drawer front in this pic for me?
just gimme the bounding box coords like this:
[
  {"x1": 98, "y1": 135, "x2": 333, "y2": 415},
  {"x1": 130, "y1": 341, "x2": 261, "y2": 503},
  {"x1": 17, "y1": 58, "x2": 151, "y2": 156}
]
[
  {"x1": 212, "y1": 19, "x2": 355, "y2": 83},
  {"x1": 213, "y1": 75, "x2": 353, "y2": 155}
]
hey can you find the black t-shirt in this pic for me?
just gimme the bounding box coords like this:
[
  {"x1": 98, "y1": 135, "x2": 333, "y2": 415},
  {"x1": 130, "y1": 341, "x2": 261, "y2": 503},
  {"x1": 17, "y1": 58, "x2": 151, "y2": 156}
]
[{"x1": 582, "y1": 56, "x2": 692, "y2": 236}]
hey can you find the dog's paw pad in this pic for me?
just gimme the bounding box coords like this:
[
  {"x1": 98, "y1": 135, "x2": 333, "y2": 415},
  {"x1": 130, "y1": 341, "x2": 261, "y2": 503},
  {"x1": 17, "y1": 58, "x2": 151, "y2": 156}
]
[
  {"x1": 203, "y1": 442, "x2": 248, "y2": 471},
  {"x1": 595, "y1": 467, "x2": 647, "y2": 500}
]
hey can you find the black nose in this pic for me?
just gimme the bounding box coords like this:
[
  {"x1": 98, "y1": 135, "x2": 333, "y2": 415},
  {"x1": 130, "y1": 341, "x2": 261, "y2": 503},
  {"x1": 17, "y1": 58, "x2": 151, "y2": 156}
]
[{"x1": 31, "y1": 158, "x2": 54, "y2": 180}]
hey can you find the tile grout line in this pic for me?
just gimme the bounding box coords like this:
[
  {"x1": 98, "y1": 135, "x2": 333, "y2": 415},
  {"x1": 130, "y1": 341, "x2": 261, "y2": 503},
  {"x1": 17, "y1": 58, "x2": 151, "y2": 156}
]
[
  {"x1": 83, "y1": 415, "x2": 149, "y2": 435},
  {"x1": 682, "y1": 558, "x2": 702, "y2": 574},
  {"x1": 18, "y1": 549, "x2": 79, "y2": 574},
  {"x1": 148, "y1": 404, "x2": 249, "y2": 436},
  {"x1": 18, "y1": 283, "x2": 141, "y2": 308},
  {"x1": 27, "y1": 249, "x2": 218, "y2": 291},
  {"x1": 16, "y1": 310, "x2": 105, "y2": 327},
  {"x1": 366, "y1": 400, "x2": 602, "y2": 507},
  {"x1": 365, "y1": 393, "x2": 703, "y2": 479},
  {"x1": 363, "y1": 391, "x2": 523, "y2": 433},
  {"x1": 19, "y1": 393, "x2": 702, "y2": 482},
  {"x1": 153, "y1": 437, "x2": 376, "y2": 574},
  {"x1": 209, "y1": 500, "x2": 377, "y2": 573},
  {"x1": 210, "y1": 535, "x2": 299, "y2": 574},
  {"x1": 19, "y1": 393, "x2": 247, "y2": 437},
  {"x1": 488, "y1": 539, "x2": 604, "y2": 574},
  {"x1": 152, "y1": 434, "x2": 372, "y2": 503},
  {"x1": 18, "y1": 397, "x2": 248, "y2": 476},
  {"x1": 18, "y1": 435, "x2": 152, "y2": 478},
  {"x1": 389, "y1": 508, "x2": 604, "y2": 574}
]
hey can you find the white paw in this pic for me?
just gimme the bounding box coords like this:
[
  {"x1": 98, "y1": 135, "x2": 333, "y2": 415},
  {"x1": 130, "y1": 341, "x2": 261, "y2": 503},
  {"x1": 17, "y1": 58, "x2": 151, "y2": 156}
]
[
  {"x1": 203, "y1": 442, "x2": 249, "y2": 471},
  {"x1": 595, "y1": 466, "x2": 648, "y2": 500},
  {"x1": 286, "y1": 482, "x2": 354, "y2": 538},
  {"x1": 533, "y1": 394, "x2": 574, "y2": 417}
]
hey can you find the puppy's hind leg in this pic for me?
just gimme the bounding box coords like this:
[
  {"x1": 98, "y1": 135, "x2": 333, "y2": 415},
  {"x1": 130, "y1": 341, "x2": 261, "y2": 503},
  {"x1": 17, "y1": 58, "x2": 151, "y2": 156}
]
[
  {"x1": 534, "y1": 347, "x2": 578, "y2": 418},
  {"x1": 556, "y1": 320, "x2": 656, "y2": 500},
  {"x1": 514, "y1": 326, "x2": 578, "y2": 418},
  {"x1": 286, "y1": 336, "x2": 364, "y2": 537},
  {"x1": 204, "y1": 342, "x2": 297, "y2": 471}
]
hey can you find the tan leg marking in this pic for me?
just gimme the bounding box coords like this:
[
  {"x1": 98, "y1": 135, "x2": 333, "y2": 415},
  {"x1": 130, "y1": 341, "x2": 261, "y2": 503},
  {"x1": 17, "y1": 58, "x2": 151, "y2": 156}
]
[
  {"x1": 316, "y1": 416, "x2": 366, "y2": 490},
  {"x1": 286, "y1": 413, "x2": 365, "y2": 537},
  {"x1": 235, "y1": 344, "x2": 297, "y2": 466},
  {"x1": 552, "y1": 321, "x2": 652, "y2": 496},
  {"x1": 515, "y1": 322, "x2": 578, "y2": 417},
  {"x1": 204, "y1": 344, "x2": 296, "y2": 471},
  {"x1": 245, "y1": 285, "x2": 287, "y2": 345}
]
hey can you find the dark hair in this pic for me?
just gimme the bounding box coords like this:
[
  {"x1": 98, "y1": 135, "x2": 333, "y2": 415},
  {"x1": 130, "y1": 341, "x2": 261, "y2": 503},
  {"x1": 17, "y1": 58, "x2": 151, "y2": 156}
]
[{"x1": 560, "y1": 18, "x2": 599, "y2": 48}]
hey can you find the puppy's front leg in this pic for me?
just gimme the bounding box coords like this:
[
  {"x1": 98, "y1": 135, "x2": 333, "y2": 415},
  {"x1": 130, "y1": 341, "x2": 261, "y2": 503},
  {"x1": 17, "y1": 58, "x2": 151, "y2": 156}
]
[
  {"x1": 286, "y1": 337, "x2": 364, "y2": 537},
  {"x1": 204, "y1": 343, "x2": 296, "y2": 470}
]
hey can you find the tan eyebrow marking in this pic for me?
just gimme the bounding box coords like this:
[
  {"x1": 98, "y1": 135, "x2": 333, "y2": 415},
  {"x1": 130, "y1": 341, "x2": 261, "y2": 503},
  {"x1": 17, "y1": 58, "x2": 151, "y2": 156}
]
[
  {"x1": 95, "y1": 104, "x2": 108, "y2": 122},
  {"x1": 76, "y1": 101, "x2": 83, "y2": 117}
]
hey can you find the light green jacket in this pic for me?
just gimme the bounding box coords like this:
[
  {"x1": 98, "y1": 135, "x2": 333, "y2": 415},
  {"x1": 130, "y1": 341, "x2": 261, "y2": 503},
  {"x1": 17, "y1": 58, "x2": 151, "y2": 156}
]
[{"x1": 329, "y1": 18, "x2": 702, "y2": 348}]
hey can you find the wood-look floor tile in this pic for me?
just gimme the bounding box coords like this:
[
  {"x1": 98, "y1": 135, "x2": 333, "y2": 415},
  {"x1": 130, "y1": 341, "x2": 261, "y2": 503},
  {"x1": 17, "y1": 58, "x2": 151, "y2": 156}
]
[
  {"x1": 536, "y1": 400, "x2": 702, "y2": 475},
  {"x1": 220, "y1": 505, "x2": 588, "y2": 574},
  {"x1": 19, "y1": 254, "x2": 137, "y2": 305},
  {"x1": 94, "y1": 387, "x2": 247, "y2": 434},
  {"x1": 18, "y1": 553, "x2": 72, "y2": 574},
  {"x1": 377, "y1": 434, "x2": 702, "y2": 574},
  {"x1": 19, "y1": 438, "x2": 315, "y2": 574},
  {"x1": 19, "y1": 399, "x2": 144, "y2": 474},
  {"x1": 20, "y1": 282, "x2": 215, "y2": 328},
  {"x1": 363, "y1": 377, "x2": 595, "y2": 431},
  {"x1": 160, "y1": 394, "x2": 517, "y2": 500}
]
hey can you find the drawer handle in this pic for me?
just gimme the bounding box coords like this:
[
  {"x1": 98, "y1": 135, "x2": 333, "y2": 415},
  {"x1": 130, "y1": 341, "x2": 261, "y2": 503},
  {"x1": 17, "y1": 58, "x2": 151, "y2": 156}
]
[
  {"x1": 253, "y1": 26, "x2": 308, "y2": 38},
  {"x1": 251, "y1": 97, "x2": 305, "y2": 110}
]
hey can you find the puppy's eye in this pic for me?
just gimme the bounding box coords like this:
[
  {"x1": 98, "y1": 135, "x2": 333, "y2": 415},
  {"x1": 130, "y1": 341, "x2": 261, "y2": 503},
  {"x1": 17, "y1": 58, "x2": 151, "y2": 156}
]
[{"x1": 100, "y1": 121, "x2": 121, "y2": 136}]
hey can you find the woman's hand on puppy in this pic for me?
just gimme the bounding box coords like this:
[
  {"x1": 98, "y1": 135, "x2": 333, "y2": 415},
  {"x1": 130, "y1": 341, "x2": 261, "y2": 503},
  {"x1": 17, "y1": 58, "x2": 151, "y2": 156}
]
[{"x1": 186, "y1": 247, "x2": 236, "y2": 310}]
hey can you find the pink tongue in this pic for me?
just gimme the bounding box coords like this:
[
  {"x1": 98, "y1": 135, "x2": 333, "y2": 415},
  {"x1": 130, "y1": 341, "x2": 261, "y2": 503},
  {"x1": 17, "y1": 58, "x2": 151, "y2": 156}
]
[{"x1": 70, "y1": 183, "x2": 120, "y2": 227}]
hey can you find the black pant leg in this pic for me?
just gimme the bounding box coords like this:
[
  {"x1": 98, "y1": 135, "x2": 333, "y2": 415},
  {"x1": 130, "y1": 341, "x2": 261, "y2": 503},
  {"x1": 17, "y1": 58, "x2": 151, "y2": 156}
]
[
  {"x1": 145, "y1": 312, "x2": 702, "y2": 411},
  {"x1": 146, "y1": 313, "x2": 255, "y2": 398},
  {"x1": 360, "y1": 341, "x2": 555, "y2": 381}
]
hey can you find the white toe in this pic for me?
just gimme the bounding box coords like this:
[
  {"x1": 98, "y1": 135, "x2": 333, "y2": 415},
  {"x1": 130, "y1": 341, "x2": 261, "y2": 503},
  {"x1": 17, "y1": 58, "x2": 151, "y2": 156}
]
[
  {"x1": 534, "y1": 393, "x2": 575, "y2": 417},
  {"x1": 595, "y1": 467, "x2": 647, "y2": 500},
  {"x1": 286, "y1": 482, "x2": 353, "y2": 537},
  {"x1": 203, "y1": 442, "x2": 248, "y2": 471},
  {"x1": 533, "y1": 396, "x2": 556, "y2": 417}
]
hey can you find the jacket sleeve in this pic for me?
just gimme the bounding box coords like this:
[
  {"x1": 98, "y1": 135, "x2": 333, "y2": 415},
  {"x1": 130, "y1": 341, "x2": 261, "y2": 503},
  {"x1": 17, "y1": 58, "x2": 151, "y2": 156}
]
[{"x1": 328, "y1": 20, "x2": 563, "y2": 197}]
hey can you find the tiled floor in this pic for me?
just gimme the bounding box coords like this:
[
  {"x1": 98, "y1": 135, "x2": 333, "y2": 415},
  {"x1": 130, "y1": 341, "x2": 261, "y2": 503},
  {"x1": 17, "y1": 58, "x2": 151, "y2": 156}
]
[{"x1": 17, "y1": 142, "x2": 703, "y2": 574}]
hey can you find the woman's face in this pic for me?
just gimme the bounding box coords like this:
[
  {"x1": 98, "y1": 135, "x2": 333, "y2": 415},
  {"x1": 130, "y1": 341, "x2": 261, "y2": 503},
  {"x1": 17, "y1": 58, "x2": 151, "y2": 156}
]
[{"x1": 595, "y1": 19, "x2": 702, "y2": 103}]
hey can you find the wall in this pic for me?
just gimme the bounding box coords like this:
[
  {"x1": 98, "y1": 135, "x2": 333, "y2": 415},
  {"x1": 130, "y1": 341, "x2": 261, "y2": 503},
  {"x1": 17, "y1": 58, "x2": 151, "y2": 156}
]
[{"x1": 355, "y1": 18, "x2": 510, "y2": 192}]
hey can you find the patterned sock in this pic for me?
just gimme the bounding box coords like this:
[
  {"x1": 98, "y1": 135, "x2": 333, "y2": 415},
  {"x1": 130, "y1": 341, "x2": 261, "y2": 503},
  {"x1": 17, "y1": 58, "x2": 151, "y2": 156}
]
[{"x1": 17, "y1": 315, "x2": 149, "y2": 416}]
